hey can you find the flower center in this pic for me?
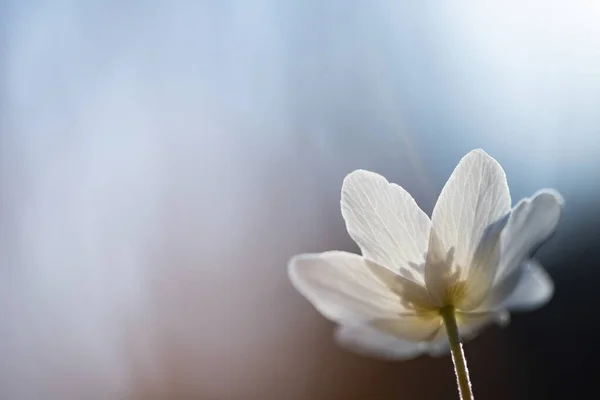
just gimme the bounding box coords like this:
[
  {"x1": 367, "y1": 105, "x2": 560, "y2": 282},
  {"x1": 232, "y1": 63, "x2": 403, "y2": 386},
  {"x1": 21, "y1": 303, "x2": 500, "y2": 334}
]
[{"x1": 442, "y1": 279, "x2": 469, "y2": 308}]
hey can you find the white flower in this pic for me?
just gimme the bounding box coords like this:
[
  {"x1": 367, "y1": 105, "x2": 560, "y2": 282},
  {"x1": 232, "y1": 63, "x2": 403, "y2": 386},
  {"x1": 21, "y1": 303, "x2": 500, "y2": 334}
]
[{"x1": 288, "y1": 149, "x2": 563, "y2": 359}]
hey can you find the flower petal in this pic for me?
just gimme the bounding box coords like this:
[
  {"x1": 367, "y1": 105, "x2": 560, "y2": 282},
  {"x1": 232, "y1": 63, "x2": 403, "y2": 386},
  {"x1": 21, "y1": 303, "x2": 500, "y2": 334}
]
[
  {"x1": 458, "y1": 214, "x2": 510, "y2": 310},
  {"x1": 370, "y1": 314, "x2": 443, "y2": 342},
  {"x1": 424, "y1": 227, "x2": 457, "y2": 307},
  {"x1": 341, "y1": 170, "x2": 431, "y2": 277},
  {"x1": 288, "y1": 251, "x2": 404, "y2": 323},
  {"x1": 335, "y1": 323, "x2": 430, "y2": 360},
  {"x1": 431, "y1": 149, "x2": 511, "y2": 274},
  {"x1": 495, "y1": 189, "x2": 564, "y2": 283},
  {"x1": 425, "y1": 337, "x2": 451, "y2": 357},
  {"x1": 366, "y1": 260, "x2": 435, "y2": 310},
  {"x1": 457, "y1": 310, "x2": 510, "y2": 338},
  {"x1": 500, "y1": 259, "x2": 554, "y2": 312}
]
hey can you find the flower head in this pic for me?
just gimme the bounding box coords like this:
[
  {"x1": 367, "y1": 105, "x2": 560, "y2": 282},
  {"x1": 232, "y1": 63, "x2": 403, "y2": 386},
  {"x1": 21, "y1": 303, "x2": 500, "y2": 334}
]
[{"x1": 289, "y1": 149, "x2": 563, "y2": 359}]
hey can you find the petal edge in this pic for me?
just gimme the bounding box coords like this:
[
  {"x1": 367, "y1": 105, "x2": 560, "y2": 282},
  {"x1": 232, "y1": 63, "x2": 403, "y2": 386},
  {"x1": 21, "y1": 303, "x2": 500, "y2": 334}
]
[
  {"x1": 431, "y1": 149, "x2": 511, "y2": 275},
  {"x1": 341, "y1": 169, "x2": 431, "y2": 276},
  {"x1": 288, "y1": 251, "x2": 404, "y2": 323}
]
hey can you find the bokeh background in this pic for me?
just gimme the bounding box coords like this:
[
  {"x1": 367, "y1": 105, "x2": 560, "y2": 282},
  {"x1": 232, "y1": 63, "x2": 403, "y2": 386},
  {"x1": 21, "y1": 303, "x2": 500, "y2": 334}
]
[{"x1": 1, "y1": 1, "x2": 600, "y2": 399}]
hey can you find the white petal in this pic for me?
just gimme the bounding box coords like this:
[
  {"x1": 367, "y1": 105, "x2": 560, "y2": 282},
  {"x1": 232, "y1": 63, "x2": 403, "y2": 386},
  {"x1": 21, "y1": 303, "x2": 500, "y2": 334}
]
[
  {"x1": 341, "y1": 170, "x2": 431, "y2": 277},
  {"x1": 500, "y1": 259, "x2": 554, "y2": 311},
  {"x1": 366, "y1": 260, "x2": 436, "y2": 310},
  {"x1": 425, "y1": 216, "x2": 509, "y2": 311},
  {"x1": 425, "y1": 339, "x2": 451, "y2": 357},
  {"x1": 457, "y1": 310, "x2": 510, "y2": 338},
  {"x1": 424, "y1": 227, "x2": 457, "y2": 307},
  {"x1": 496, "y1": 190, "x2": 564, "y2": 282},
  {"x1": 288, "y1": 251, "x2": 404, "y2": 323},
  {"x1": 335, "y1": 323, "x2": 428, "y2": 360},
  {"x1": 370, "y1": 313, "x2": 443, "y2": 341},
  {"x1": 458, "y1": 214, "x2": 510, "y2": 310},
  {"x1": 431, "y1": 149, "x2": 511, "y2": 273}
]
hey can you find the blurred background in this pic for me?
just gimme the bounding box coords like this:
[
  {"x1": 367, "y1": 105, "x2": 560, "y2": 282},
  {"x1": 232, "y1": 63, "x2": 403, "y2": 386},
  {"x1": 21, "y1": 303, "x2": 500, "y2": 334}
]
[{"x1": 1, "y1": 1, "x2": 600, "y2": 399}]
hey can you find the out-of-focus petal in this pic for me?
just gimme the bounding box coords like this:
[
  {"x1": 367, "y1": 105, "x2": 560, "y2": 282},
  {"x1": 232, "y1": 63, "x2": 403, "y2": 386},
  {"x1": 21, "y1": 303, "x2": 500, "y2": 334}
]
[
  {"x1": 457, "y1": 310, "x2": 510, "y2": 338},
  {"x1": 495, "y1": 190, "x2": 564, "y2": 283},
  {"x1": 370, "y1": 313, "x2": 443, "y2": 342},
  {"x1": 335, "y1": 323, "x2": 428, "y2": 360},
  {"x1": 500, "y1": 259, "x2": 554, "y2": 311},
  {"x1": 341, "y1": 170, "x2": 431, "y2": 278},
  {"x1": 288, "y1": 251, "x2": 404, "y2": 323},
  {"x1": 431, "y1": 149, "x2": 511, "y2": 274},
  {"x1": 422, "y1": 328, "x2": 451, "y2": 357}
]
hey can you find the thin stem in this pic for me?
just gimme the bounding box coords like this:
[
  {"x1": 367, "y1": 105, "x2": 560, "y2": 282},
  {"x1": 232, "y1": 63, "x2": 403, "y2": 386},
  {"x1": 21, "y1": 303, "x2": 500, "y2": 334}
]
[{"x1": 440, "y1": 305, "x2": 474, "y2": 400}]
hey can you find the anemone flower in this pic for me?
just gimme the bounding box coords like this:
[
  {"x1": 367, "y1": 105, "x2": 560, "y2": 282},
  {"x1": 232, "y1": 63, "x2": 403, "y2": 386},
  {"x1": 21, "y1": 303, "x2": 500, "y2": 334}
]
[{"x1": 288, "y1": 149, "x2": 563, "y2": 399}]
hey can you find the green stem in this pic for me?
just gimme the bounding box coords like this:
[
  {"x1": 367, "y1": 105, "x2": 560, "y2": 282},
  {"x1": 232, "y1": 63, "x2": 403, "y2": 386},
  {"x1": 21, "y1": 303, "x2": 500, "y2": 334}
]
[{"x1": 440, "y1": 305, "x2": 474, "y2": 400}]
